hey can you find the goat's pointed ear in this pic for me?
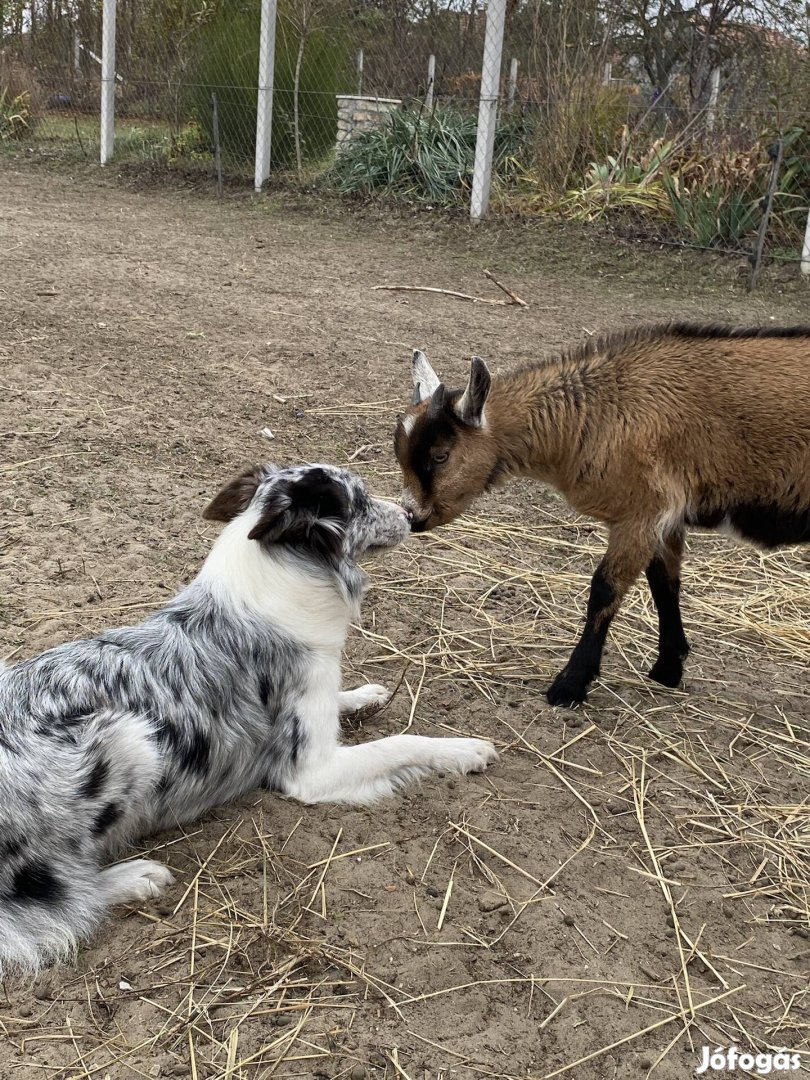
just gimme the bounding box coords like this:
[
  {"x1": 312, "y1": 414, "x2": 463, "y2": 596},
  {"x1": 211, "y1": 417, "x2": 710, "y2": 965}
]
[
  {"x1": 411, "y1": 349, "x2": 441, "y2": 404},
  {"x1": 203, "y1": 466, "x2": 264, "y2": 522},
  {"x1": 455, "y1": 357, "x2": 491, "y2": 427}
]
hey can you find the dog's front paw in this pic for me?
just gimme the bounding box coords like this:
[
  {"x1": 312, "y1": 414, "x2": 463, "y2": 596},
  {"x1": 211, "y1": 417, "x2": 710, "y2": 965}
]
[
  {"x1": 123, "y1": 861, "x2": 175, "y2": 902},
  {"x1": 340, "y1": 684, "x2": 390, "y2": 712},
  {"x1": 433, "y1": 737, "x2": 499, "y2": 776},
  {"x1": 103, "y1": 859, "x2": 176, "y2": 905}
]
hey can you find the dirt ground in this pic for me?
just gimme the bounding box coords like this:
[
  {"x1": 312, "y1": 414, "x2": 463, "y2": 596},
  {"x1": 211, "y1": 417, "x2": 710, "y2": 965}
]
[{"x1": 0, "y1": 160, "x2": 808, "y2": 1080}]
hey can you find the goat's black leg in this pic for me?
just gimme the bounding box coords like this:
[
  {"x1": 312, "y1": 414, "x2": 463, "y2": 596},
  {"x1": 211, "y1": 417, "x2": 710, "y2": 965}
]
[
  {"x1": 547, "y1": 523, "x2": 657, "y2": 707},
  {"x1": 645, "y1": 531, "x2": 689, "y2": 687},
  {"x1": 546, "y1": 562, "x2": 615, "y2": 706}
]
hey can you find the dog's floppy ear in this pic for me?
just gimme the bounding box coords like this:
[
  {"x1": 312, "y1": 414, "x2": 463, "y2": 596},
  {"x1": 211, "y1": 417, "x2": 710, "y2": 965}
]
[
  {"x1": 248, "y1": 468, "x2": 350, "y2": 561},
  {"x1": 203, "y1": 466, "x2": 264, "y2": 522}
]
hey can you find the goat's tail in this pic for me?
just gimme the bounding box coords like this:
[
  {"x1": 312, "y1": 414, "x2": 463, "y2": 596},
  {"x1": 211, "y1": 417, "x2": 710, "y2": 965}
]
[{"x1": 0, "y1": 857, "x2": 173, "y2": 979}]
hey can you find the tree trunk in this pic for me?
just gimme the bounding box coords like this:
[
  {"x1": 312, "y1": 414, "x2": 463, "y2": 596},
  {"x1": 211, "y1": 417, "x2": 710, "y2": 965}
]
[
  {"x1": 293, "y1": 29, "x2": 306, "y2": 178},
  {"x1": 688, "y1": 0, "x2": 725, "y2": 116}
]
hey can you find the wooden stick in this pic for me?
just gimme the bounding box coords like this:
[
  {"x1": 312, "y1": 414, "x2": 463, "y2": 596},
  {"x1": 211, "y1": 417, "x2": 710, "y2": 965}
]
[
  {"x1": 372, "y1": 284, "x2": 511, "y2": 306},
  {"x1": 483, "y1": 268, "x2": 527, "y2": 306}
]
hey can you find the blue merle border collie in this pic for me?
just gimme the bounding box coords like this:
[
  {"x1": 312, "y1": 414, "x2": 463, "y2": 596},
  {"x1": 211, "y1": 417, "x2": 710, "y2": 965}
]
[{"x1": 0, "y1": 464, "x2": 497, "y2": 975}]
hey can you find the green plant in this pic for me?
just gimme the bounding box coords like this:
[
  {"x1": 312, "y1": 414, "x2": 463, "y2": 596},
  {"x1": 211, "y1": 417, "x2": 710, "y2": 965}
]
[
  {"x1": 662, "y1": 171, "x2": 759, "y2": 246},
  {"x1": 542, "y1": 135, "x2": 674, "y2": 220},
  {"x1": 0, "y1": 89, "x2": 31, "y2": 140},
  {"x1": 187, "y1": 5, "x2": 351, "y2": 170},
  {"x1": 167, "y1": 119, "x2": 210, "y2": 163},
  {"x1": 772, "y1": 126, "x2": 810, "y2": 239},
  {"x1": 330, "y1": 106, "x2": 528, "y2": 204}
]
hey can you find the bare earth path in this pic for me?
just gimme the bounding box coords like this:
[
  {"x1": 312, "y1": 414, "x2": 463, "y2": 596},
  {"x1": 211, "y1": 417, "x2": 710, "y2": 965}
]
[{"x1": 1, "y1": 162, "x2": 808, "y2": 1080}]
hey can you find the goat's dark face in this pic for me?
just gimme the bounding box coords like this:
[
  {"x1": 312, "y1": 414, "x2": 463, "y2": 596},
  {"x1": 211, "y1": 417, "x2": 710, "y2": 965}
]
[{"x1": 394, "y1": 350, "x2": 497, "y2": 531}]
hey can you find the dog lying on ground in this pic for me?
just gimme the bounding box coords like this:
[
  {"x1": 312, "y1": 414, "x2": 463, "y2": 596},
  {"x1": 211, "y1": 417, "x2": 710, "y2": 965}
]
[{"x1": 0, "y1": 463, "x2": 497, "y2": 975}]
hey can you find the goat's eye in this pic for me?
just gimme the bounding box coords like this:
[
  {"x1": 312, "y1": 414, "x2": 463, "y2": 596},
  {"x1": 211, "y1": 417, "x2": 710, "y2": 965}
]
[{"x1": 433, "y1": 451, "x2": 449, "y2": 465}]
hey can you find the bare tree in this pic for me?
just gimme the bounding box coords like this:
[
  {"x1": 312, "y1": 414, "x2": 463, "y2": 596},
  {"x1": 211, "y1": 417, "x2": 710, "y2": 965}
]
[
  {"x1": 284, "y1": 0, "x2": 346, "y2": 176},
  {"x1": 616, "y1": 0, "x2": 807, "y2": 115}
]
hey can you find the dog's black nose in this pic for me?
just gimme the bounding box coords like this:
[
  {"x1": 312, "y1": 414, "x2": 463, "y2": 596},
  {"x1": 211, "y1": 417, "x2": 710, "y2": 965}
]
[{"x1": 410, "y1": 516, "x2": 428, "y2": 533}]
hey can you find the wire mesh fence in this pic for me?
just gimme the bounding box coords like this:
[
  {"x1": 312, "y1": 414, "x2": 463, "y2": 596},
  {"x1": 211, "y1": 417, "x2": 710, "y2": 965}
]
[{"x1": 1, "y1": 0, "x2": 808, "y2": 275}]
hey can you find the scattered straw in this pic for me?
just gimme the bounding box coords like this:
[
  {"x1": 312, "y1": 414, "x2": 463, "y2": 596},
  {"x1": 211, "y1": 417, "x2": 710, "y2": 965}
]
[{"x1": 3, "y1": 411, "x2": 808, "y2": 1079}]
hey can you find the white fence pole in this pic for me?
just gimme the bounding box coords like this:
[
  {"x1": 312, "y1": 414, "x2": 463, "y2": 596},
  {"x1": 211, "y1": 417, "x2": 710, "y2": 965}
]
[
  {"x1": 602, "y1": 60, "x2": 612, "y2": 85},
  {"x1": 470, "y1": 0, "x2": 507, "y2": 221},
  {"x1": 706, "y1": 66, "x2": 720, "y2": 131},
  {"x1": 255, "y1": 0, "x2": 278, "y2": 192},
  {"x1": 801, "y1": 207, "x2": 810, "y2": 276},
  {"x1": 73, "y1": 27, "x2": 82, "y2": 73},
  {"x1": 356, "y1": 48, "x2": 364, "y2": 95},
  {"x1": 507, "y1": 56, "x2": 518, "y2": 111},
  {"x1": 100, "y1": 0, "x2": 116, "y2": 165},
  {"x1": 426, "y1": 53, "x2": 435, "y2": 110}
]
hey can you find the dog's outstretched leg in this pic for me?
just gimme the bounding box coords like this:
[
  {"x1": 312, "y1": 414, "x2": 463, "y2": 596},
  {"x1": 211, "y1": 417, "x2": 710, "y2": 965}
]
[
  {"x1": 338, "y1": 684, "x2": 389, "y2": 713},
  {"x1": 286, "y1": 733, "x2": 498, "y2": 805}
]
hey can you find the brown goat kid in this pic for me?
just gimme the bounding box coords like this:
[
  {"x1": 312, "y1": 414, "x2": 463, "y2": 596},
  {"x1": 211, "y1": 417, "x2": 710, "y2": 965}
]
[{"x1": 394, "y1": 325, "x2": 810, "y2": 707}]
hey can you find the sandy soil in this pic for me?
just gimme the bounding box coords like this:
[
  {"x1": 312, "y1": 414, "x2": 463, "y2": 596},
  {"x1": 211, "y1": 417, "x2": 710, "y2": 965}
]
[{"x1": 0, "y1": 160, "x2": 808, "y2": 1080}]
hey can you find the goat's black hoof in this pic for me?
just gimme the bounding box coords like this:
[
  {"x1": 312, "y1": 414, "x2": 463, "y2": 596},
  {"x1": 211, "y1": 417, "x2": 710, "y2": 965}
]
[
  {"x1": 546, "y1": 672, "x2": 588, "y2": 707},
  {"x1": 648, "y1": 657, "x2": 684, "y2": 688}
]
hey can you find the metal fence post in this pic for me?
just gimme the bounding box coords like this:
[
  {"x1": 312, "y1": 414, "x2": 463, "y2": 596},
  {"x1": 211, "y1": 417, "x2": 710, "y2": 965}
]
[
  {"x1": 211, "y1": 94, "x2": 224, "y2": 198},
  {"x1": 470, "y1": 0, "x2": 507, "y2": 221},
  {"x1": 748, "y1": 139, "x2": 783, "y2": 291},
  {"x1": 100, "y1": 0, "x2": 116, "y2": 165},
  {"x1": 426, "y1": 54, "x2": 435, "y2": 111},
  {"x1": 255, "y1": 0, "x2": 278, "y2": 192}
]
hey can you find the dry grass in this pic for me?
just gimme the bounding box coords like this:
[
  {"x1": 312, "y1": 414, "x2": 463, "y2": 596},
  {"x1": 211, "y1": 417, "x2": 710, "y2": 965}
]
[{"x1": 3, "y1": 482, "x2": 807, "y2": 1078}]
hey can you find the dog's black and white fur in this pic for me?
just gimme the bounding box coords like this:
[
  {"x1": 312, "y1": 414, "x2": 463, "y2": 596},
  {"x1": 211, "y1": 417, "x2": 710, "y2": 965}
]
[{"x1": 0, "y1": 463, "x2": 497, "y2": 975}]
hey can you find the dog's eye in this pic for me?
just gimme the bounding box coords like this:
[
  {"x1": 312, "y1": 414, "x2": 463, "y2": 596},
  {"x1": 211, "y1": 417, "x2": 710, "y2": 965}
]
[{"x1": 433, "y1": 451, "x2": 449, "y2": 466}]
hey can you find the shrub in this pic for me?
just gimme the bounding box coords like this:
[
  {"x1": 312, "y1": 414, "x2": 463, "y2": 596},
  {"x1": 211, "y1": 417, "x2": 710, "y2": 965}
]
[
  {"x1": 526, "y1": 81, "x2": 641, "y2": 196},
  {"x1": 659, "y1": 144, "x2": 764, "y2": 247},
  {"x1": 544, "y1": 133, "x2": 774, "y2": 249},
  {"x1": 187, "y1": 6, "x2": 351, "y2": 170},
  {"x1": 0, "y1": 89, "x2": 31, "y2": 140},
  {"x1": 330, "y1": 105, "x2": 528, "y2": 203},
  {"x1": 0, "y1": 54, "x2": 42, "y2": 141}
]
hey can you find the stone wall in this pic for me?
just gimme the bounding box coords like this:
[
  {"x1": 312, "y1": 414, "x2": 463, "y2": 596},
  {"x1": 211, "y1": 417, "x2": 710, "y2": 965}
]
[{"x1": 336, "y1": 95, "x2": 402, "y2": 150}]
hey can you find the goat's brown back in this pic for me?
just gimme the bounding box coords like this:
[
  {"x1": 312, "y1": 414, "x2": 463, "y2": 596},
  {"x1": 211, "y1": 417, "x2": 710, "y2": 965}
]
[{"x1": 481, "y1": 326, "x2": 810, "y2": 530}]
